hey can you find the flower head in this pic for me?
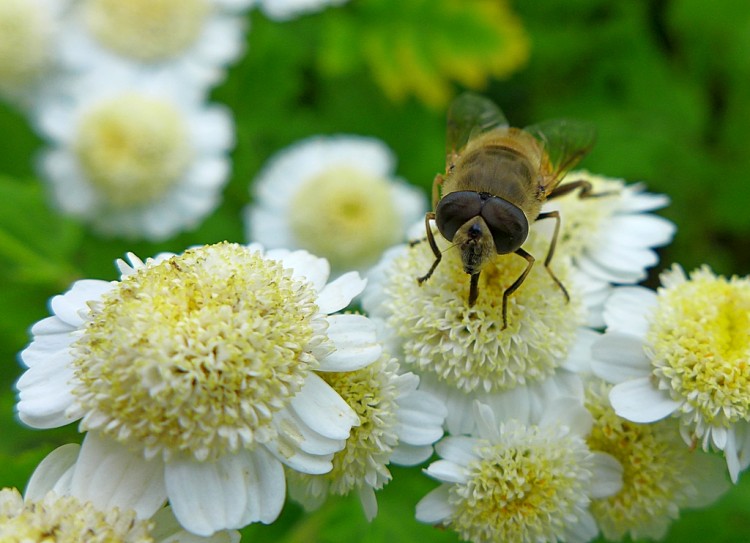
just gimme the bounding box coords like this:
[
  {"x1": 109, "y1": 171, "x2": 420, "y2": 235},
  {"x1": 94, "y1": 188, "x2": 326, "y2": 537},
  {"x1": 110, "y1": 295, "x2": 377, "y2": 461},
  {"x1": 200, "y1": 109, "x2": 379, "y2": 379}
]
[
  {"x1": 287, "y1": 354, "x2": 446, "y2": 520},
  {"x1": 1, "y1": 443, "x2": 238, "y2": 542},
  {"x1": 245, "y1": 135, "x2": 426, "y2": 274},
  {"x1": 364, "y1": 219, "x2": 595, "y2": 433},
  {"x1": 16, "y1": 242, "x2": 383, "y2": 535},
  {"x1": 592, "y1": 264, "x2": 750, "y2": 482},
  {"x1": 416, "y1": 400, "x2": 622, "y2": 543},
  {"x1": 585, "y1": 379, "x2": 729, "y2": 541},
  {"x1": 34, "y1": 70, "x2": 234, "y2": 240}
]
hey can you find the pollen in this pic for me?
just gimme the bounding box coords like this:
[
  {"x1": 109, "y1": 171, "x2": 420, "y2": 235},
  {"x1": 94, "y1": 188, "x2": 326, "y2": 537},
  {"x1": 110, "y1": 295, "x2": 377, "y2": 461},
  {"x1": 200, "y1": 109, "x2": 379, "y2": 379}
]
[
  {"x1": 0, "y1": 0, "x2": 52, "y2": 88},
  {"x1": 71, "y1": 243, "x2": 326, "y2": 462},
  {"x1": 75, "y1": 93, "x2": 191, "y2": 208},
  {"x1": 82, "y1": 0, "x2": 210, "y2": 61},
  {"x1": 317, "y1": 355, "x2": 401, "y2": 495},
  {"x1": 0, "y1": 489, "x2": 153, "y2": 543},
  {"x1": 289, "y1": 166, "x2": 402, "y2": 270},
  {"x1": 384, "y1": 227, "x2": 583, "y2": 393},
  {"x1": 448, "y1": 422, "x2": 593, "y2": 543},
  {"x1": 648, "y1": 265, "x2": 750, "y2": 429},
  {"x1": 586, "y1": 380, "x2": 693, "y2": 541}
]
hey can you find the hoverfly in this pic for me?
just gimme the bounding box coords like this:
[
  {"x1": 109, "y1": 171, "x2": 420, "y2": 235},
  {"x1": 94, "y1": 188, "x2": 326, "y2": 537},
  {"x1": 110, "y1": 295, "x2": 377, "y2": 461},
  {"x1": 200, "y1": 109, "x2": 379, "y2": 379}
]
[{"x1": 417, "y1": 93, "x2": 600, "y2": 329}]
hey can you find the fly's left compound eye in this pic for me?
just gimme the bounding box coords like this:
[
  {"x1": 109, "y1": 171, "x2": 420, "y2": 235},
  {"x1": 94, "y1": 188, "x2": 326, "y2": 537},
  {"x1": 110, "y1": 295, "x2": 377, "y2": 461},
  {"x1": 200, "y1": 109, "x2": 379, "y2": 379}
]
[
  {"x1": 480, "y1": 196, "x2": 529, "y2": 254},
  {"x1": 435, "y1": 191, "x2": 483, "y2": 241}
]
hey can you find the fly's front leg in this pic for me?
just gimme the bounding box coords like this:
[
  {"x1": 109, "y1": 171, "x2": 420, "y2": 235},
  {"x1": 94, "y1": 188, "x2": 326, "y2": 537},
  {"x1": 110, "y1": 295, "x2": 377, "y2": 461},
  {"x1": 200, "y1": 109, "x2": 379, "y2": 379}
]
[
  {"x1": 535, "y1": 211, "x2": 569, "y2": 303},
  {"x1": 417, "y1": 212, "x2": 441, "y2": 284},
  {"x1": 548, "y1": 179, "x2": 617, "y2": 200},
  {"x1": 501, "y1": 248, "x2": 535, "y2": 330}
]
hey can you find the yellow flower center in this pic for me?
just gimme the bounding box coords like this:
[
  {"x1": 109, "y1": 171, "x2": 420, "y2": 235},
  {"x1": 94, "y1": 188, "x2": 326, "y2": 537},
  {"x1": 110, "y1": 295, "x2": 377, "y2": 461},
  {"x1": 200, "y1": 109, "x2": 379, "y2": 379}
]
[
  {"x1": 648, "y1": 266, "x2": 750, "y2": 427},
  {"x1": 72, "y1": 243, "x2": 326, "y2": 462},
  {"x1": 0, "y1": 489, "x2": 154, "y2": 543},
  {"x1": 449, "y1": 423, "x2": 593, "y2": 543},
  {"x1": 384, "y1": 228, "x2": 583, "y2": 392},
  {"x1": 82, "y1": 0, "x2": 210, "y2": 61},
  {"x1": 0, "y1": 0, "x2": 51, "y2": 87},
  {"x1": 586, "y1": 381, "x2": 693, "y2": 541},
  {"x1": 75, "y1": 93, "x2": 191, "y2": 208},
  {"x1": 289, "y1": 167, "x2": 402, "y2": 270}
]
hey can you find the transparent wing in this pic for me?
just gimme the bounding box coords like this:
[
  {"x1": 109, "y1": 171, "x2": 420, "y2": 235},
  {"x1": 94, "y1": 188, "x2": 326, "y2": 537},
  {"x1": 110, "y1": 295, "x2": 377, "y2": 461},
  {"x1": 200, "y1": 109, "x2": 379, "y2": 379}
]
[
  {"x1": 524, "y1": 118, "x2": 596, "y2": 193},
  {"x1": 446, "y1": 92, "x2": 509, "y2": 166}
]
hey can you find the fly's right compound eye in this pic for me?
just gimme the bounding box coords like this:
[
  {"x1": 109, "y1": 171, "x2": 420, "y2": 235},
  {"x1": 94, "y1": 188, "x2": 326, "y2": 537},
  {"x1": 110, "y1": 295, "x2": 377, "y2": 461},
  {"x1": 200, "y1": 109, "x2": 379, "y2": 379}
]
[
  {"x1": 480, "y1": 196, "x2": 529, "y2": 254},
  {"x1": 435, "y1": 191, "x2": 483, "y2": 241}
]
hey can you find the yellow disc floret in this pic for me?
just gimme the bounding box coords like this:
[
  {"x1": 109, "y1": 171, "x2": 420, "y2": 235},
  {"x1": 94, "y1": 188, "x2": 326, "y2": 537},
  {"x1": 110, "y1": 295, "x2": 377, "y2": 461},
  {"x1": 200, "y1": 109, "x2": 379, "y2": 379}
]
[
  {"x1": 289, "y1": 167, "x2": 402, "y2": 270},
  {"x1": 648, "y1": 265, "x2": 750, "y2": 428},
  {"x1": 384, "y1": 228, "x2": 583, "y2": 393},
  {"x1": 82, "y1": 0, "x2": 210, "y2": 61},
  {"x1": 448, "y1": 422, "x2": 593, "y2": 543},
  {"x1": 0, "y1": 489, "x2": 154, "y2": 543},
  {"x1": 72, "y1": 243, "x2": 326, "y2": 462},
  {"x1": 75, "y1": 93, "x2": 191, "y2": 208}
]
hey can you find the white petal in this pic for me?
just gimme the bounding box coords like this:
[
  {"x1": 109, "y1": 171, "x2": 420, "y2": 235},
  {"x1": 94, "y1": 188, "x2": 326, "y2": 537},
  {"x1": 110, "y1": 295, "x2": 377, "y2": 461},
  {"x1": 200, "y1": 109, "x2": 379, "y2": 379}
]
[
  {"x1": 241, "y1": 446, "x2": 286, "y2": 524},
  {"x1": 415, "y1": 484, "x2": 454, "y2": 524},
  {"x1": 268, "y1": 249, "x2": 330, "y2": 292},
  {"x1": 565, "y1": 510, "x2": 599, "y2": 543},
  {"x1": 73, "y1": 433, "x2": 166, "y2": 519},
  {"x1": 473, "y1": 402, "x2": 500, "y2": 441},
  {"x1": 316, "y1": 314, "x2": 381, "y2": 371},
  {"x1": 358, "y1": 485, "x2": 378, "y2": 522},
  {"x1": 588, "y1": 452, "x2": 623, "y2": 498},
  {"x1": 165, "y1": 451, "x2": 256, "y2": 536},
  {"x1": 25, "y1": 443, "x2": 80, "y2": 500},
  {"x1": 271, "y1": 406, "x2": 346, "y2": 455},
  {"x1": 609, "y1": 378, "x2": 681, "y2": 423},
  {"x1": 560, "y1": 328, "x2": 600, "y2": 374},
  {"x1": 724, "y1": 428, "x2": 740, "y2": 484},
  {"x1": 16, "y1": 363, "x2": 77, "y2": 429},
  {"x1": 262, "y1": 439, "x2": 333, "y2": 475},
  {"x1": 50, "y1": 279, "x2": 112, "y2": 327},
  {"x1": 591, "y1": 333, "x2": 651, "y2": 383},
  {"x1": 289, "y1": 372, "x2": 359, "y2": 440},
  {"x1": 389, "y1": 443, "x2": 434, "y2": 466},
  {"x1": 316, "y1": 272, "x2": 367, "y2": 314},
  {"x1": 603, "y1": 286, "x2": 657, "y2": 336},
  {"x1": 539, "y1": 398, "x2": 592, "y2": 437},
  {"x1": 606, "y1": 215, "x2": 675, "y2": 247},
  {"x1": 19, "y1": 329, "x2": 76, "y2": 368},
  {"x1": 683, "y1": 451, "x2": 731, "y2": 507},
  {"x1": 435, "y1": 436, "x2": 479, "y2": 467},
  {"x1": 424, "y1": 460, "x2": 468, "y2": 484}
]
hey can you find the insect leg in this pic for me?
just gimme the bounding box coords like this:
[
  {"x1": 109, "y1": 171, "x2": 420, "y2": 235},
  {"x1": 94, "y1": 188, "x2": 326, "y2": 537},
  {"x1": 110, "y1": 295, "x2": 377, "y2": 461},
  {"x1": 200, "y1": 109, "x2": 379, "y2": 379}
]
[
  {"x1": 547, "y1": 179, "x2": 616, "y2": 200},
  {"x1": 501, "y1": 248, "x2": 535, "y2": 330},
  {"x1": 417, "y1": 212, "x2": 441, "y2": 284},
  {"x1": 535, "y1": 211, "x2": 570, "y2": 303},
  {"x1": 468, "y1": 272, "x2": 480, "y2": 306}
]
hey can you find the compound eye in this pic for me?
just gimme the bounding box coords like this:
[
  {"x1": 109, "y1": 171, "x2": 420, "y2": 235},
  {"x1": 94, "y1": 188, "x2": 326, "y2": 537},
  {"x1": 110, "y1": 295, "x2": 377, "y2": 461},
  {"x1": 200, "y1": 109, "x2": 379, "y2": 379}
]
[
  {"x1": 480, "y1": 197, "x2": 529, "y2": 254},
  {"x1": 435, "y1": 191, "x2": 483, "y2": 241}
]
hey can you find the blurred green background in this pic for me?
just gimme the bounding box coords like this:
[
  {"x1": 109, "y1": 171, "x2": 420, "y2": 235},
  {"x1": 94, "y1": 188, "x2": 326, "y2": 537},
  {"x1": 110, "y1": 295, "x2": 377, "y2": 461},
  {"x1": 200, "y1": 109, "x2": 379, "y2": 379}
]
[{"x1": 1, "y1": 0, "x2": 749, "y2": 541}]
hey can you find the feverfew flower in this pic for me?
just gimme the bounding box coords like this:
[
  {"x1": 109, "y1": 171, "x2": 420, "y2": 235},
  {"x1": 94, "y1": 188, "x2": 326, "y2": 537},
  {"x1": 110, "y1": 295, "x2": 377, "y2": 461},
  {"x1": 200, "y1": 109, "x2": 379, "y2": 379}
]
[
  {"x1": 363, "y1": 220, "x2": 596, "y2": 434},
  {"x1": 58, "y1": 0, "x2": 253, "y2": 90},
  {"x1": 34, "y1": 70, "x2": 234, "y2": 240},
  {"x1": 245, "y1": 135, "x2": 426, "y2": 274},
  {"x1": 257, "y1": 0, "x2": 349, "y2": 21},
  {"x1": 1, "y1": 443, "x2": 238, "y2": 542},
  {"x1": 0, "y1": 0, "x2": 68, "y2": 107},
  {"x1": 287, "y1": 354, "x2": 446, "y2": 520},
  {"x1": 416, "y1": 400, "x2": 622, "y2": 543},
  {"x1": 16, "y1": 243, "x2": 383, "y2": 535},
  {"x1": 545, "y1": 171, "x2": 675, "y2": 286},
  {"x1": 585, "y1": 379, "x2": 729, "y2": 541},
  {"x1": 591, "y1": 265, "x2": 750, "y2": 483}
]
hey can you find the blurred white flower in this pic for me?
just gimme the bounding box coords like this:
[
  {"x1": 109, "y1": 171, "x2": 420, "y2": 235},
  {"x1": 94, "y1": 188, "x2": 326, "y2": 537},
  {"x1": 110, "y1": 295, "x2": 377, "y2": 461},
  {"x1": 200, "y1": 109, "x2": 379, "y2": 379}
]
[
  {"x1": 58, "y1": 0, "x2": 254, "y2": 91},
  {"x1": 0, "y1": 0, "x2": 69, "y2": 108},
  {"x1": 16, "y1": 243, "x2": 383, "y2": 535},
  {"x1": 416, "y1": 400, "x2": 622, "y2": 543},
  {"x1": 33, "y1": 70, "x2": 234, "y2": 240},
  {"x1": 287, "y1": 355, "x2": 446, "y2": 520},
  {"x1": 257, "y1": 0, "x2": 349, "y2": 21},
  {"x1": 591, "y1": 264, "x2": 750, "y2": 483},
  {"x1": 1, "y1": 444, "x2": 238, "y2": 542},
  {"x1": 245, "y1": 135, "x2": 426, "y2": 274}
]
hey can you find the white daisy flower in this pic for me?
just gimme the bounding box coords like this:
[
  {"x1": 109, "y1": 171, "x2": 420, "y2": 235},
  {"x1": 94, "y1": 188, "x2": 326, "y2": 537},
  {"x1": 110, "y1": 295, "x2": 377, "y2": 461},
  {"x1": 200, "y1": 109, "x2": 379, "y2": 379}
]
[
  {"x1": 0, "y1": 0, "x2": 69, "y2": 108},
  {"x1": 58, "y1": 0, "x2": 253, "y2": 91},
  {"x1": 33, "y1": 69, "x2": 234, "y2": 240},
  {"x1": 286, "y1": 354, "x2": 446, "y2": 520},
  {"x1": 585, "y1": 379, "x2": 729, "y2": 541},
  {"x1": 544, "y1": 170, "x2": 675, "y2": 287},
  {"x1": 244, "y1": 135, "x2": 427, "y2": 274},
  {"x1": 416, "y1": 399, "x2": 623, "y2": 543},
  {"x1": 16, "y1": 242, "x2": 383, "y2": 535},
  {"x1": 363, "y1": 220, "x2": 600, "y2": 434},
  {"x1": 257, "y1": 0, "x2": 349, "y2": 21},
  {"x1": 591, "y1": 264, "x2": 750, "y2": 483},
  {"x1": 1, "y1": 443, "x2": 238, "y2": 542}
]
